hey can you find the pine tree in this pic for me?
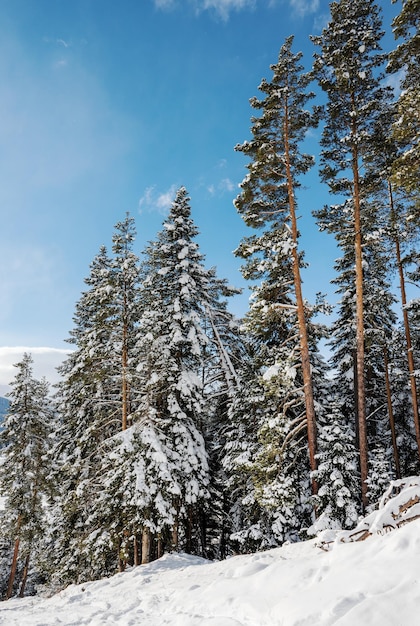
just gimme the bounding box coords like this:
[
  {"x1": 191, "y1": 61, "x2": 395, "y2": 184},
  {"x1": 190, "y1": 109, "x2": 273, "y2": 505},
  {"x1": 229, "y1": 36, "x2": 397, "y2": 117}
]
[
  {"x1": 234, "y1": 36, "x2": 321, "y2": 496},
  {"x1": 126, "y1": 187, "x2": 215, "y2": 557},
  {"x1": 388, "y1": 0, "x2": 420, "y2": 198},
  {"x1": 52, "y1": 217, "x2": 142, "y2": 584},
  {"x1": 366, "y1": 102, "x2": 420, "y2": 460},
  {"x1": 51, "y1": 245, "x2": 120, "y2": 584},
  {"x1": 222, "y1": 338, "x2": 271, "y2": 553},
  {"x1": 0, "y1": 354, "x2": 53, "y2": 598},
  {"x1": 309, "y1": 401, "x2": 359, "y2": 535},
  {"x1": 111, "y1": 213, "x2": 141, "y2": 431},
  {"x1": 311, "y1": 0, "x2": 392, "y2": 510}
]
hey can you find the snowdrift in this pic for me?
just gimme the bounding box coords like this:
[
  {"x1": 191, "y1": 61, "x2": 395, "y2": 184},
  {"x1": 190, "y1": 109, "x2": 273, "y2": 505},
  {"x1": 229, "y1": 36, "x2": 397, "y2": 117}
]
[{"x1": 1, "y1": 478, "x2": 420, "y2": 625}]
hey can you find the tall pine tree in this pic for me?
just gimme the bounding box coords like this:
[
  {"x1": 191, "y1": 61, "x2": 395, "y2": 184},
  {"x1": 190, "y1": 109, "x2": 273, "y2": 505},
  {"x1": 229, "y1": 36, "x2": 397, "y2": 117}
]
[
  {"x1": 311, "y1": 0, "x2": 392, "y2": 510},
  {"x1": 234, "y1": 36, "x2": 321, "y2": 497}
]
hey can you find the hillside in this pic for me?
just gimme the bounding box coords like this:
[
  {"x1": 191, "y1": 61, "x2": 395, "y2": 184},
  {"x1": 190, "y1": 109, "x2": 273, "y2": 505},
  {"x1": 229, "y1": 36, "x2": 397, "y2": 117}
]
[
  {"x1": 0, "y1": 398, "x2": 8, "y2": 425},
  {"x1": 1, "y1": 500, "x2": 419, "y2": 625}
]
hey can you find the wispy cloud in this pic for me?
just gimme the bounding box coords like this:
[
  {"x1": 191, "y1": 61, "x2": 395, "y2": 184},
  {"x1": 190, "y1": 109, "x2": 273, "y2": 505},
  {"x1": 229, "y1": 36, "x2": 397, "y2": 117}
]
[
  {"x1": 289, "y1": 0, "x2": 319, "y2": 17},
  {"x1": 207, "y1": 177, "x2": 235, "y2": 195},
  {"x1": 199, "y1": 0, "x2": 256, "y2": 21},
  {"x1": 154, "y1": 0, "x2": 177, "y2": 8},
  {"x1": 153, "y1": 0, "x2": 255, "y2": 20},
  {"x1": 154, "y1": 0, "x2": 318, "y2": 19},
  {"x1": 56, "y1": 38, "x2": 70, "y2": 48},
  {"x1": 312, "y1": 11, "x2": 330, "y2": 32},
  {"x1": 138, "y1": 184, "x2": 178, "y2": 214},
  {"x1": 0, "y1": 346, "x2": 70, "y2": 394}
]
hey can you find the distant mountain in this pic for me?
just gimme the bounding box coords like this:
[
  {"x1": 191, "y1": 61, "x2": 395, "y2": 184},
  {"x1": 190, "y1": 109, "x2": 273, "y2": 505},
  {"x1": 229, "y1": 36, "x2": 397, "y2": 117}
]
[{"x1": 0, "y1": 397, "x2": 9, "y2": 422}]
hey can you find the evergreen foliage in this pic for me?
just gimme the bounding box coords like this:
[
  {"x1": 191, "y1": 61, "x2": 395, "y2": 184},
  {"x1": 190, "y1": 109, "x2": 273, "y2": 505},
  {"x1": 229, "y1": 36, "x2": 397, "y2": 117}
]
[
  {"x1": 0, "y1": 354, "x2": 53, "y2": 598},
  {"x1": 388, "y1": 0, "x2": 420, "y2": 197}
]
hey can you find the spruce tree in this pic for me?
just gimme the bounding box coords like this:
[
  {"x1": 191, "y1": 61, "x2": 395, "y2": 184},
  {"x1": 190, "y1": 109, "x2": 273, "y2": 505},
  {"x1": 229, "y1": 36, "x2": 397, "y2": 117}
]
[
  {"x1": 366, "y1": 103, "x2": 420, "y2": 458},
  {"x1": 51, "y1": 245, "x2": 120, "y2": 584},
  {"x1": 126, "y1": 187, "x2": 216, "y2": 557},
  {"x1": 311, "y1": 0, "x2": 392, "y2": 510},
  {"x1": 309, "y1": 401, "x2": 359, "y2": 535},
  {"x1": 388, "y1": 0, "x2": 420, "y2": 198},
  {"x1": 52, "y1": 217, "x2": 142, "y2": 584},
  {"x1": 234, "y1": 36, "x2": 320, "y2": 495},
  {"x1": 0, "y1": 354, "x2": 53, "y2": 598}
]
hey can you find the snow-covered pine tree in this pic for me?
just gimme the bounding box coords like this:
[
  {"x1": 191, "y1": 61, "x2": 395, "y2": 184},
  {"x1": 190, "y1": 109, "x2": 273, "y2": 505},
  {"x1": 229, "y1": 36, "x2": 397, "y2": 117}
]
[
  {"x1": 311, "y1": 0, "x2": 392, "y2": 510},
  {"x1": 0, "y1": 354, "x2": 53, "y2": 598},
  {"x1": 388, "y1": 0, "x2": 420, "y2": 198},
  {"x1": 221, "y1": 337, "x2": 270, "y2": 554},
  {"x1": 51, "y1": 245, "x2": 120, "y2": 584},
  {"x1": 234, "y1": 36, "x2": 320, "y2": 495},
  {"x1": 316, "y1": 195, "x2": 400, "y2": 503},
  {"x1": 112, "y1": 187, "x2": 214, "y2": 560},
  {"x1": 199, "y1": 270, "x2": 244, "y2": 559},
  {"x1": 111, "y1": 213, "x2": 141, "y2": 431},
  {"x1": 365, "y1": 103, "x2": 420, "y2": 461},
  {"x1": 309, "y1": 400, "x2": 359, "y2": 535},
  {"x1": 52, "y1": 217, "x2": 142, "y2": 584}
]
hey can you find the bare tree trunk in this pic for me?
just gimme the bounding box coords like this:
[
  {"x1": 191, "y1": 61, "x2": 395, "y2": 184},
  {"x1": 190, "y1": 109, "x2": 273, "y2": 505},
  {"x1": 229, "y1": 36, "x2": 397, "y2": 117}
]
[
  {"x1": 284, "y1": 95, "x2": 318, "y2": 495},
  {"x1": 172, "y1": 502, "x2": 179, "y2": 552},
  {"x1": 5, "y1": 515, "x2": 22, "y2": 601},
  {"x1": 133, "y1": 535, "x2": 140, "y2": 566},
  {"x1": 388, "y1": 181, "x2": 420, "y2": 458},
  {"x1": 351, "y1": 110, "x2": 368, "y2": 511},
  {"x1": 157, "y1": 533, "x2": 163, "y2": 559},
  {"x1": 122, "y1": 294, "x2": 129, "y2": 431},
  {"x1": 383, "y1": 347, "x2": 401, "y2": 479},
  {"x1": 6, "y1": 536, "x2": 20, "y2": 600},
  {"x1": 18, "y1": 552, "x2": 31, "y2": 598},
  {"x1": 141, "y1": 527, "x2": 150, "y2": 565}
]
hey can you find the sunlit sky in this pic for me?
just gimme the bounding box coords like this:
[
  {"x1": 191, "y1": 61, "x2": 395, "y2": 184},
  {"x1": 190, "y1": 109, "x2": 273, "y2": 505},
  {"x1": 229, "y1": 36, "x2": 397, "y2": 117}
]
[{"x1": 0, "y1": 0, "x2": 400, "y2": 393}]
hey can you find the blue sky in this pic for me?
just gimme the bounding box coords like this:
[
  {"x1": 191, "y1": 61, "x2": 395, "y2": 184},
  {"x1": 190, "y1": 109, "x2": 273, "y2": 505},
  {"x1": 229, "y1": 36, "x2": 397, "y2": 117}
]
[{"x1": 0, "y1": 0, "x2": 400, "y2": 392}]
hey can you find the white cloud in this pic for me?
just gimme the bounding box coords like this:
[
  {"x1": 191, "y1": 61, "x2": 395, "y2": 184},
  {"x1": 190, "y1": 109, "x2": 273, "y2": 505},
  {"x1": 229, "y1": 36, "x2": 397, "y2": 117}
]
[
  {"x1": 312, "y1": 11, "x2": 330, "y2": 32},
  {"x1": 207, "y1": 177, "x2": 235, "y2": 195},
  {"x1": 199, "y1": 0, "x2": 256, "y2": 20},
  {"x1": 154, "y1": 0, "x2": 177, "y2": 8},
  {"x1": 154, "y1": 0, "x2": 255, "y2": 20},
  {"x1": 139, "y1": 184, "x2": 178, "y2": 214},
  {"x1": 0, "y1": 346, "x2": 70, "y2": 395},
  {"x1": 219, "y1": 177, "x2": 235, "y2": 192},
  {"x1": 154, "y1": 0, "x2": 318, "y2": 19},
  {"x1": 56, "y1": 38, "x2": 70, "y2": 48}
]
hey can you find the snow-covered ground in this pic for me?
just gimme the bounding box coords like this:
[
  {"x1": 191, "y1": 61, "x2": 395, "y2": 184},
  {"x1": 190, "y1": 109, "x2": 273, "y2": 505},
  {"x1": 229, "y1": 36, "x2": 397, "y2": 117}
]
[{"x1": 1, "y1": 515, "x2": 419, "y2": 625}]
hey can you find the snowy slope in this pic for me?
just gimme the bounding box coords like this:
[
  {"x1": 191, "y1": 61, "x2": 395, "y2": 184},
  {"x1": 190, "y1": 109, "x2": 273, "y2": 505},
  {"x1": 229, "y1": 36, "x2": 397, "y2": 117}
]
[{"x1": 1, "y1": 518, "x2": 419, "y2": 626}]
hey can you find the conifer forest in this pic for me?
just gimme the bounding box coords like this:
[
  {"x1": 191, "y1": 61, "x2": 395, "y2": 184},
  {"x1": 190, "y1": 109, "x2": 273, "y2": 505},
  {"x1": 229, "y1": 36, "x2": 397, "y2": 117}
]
[{"x1": 0, "y1": 0, "x2": 419, "y2": 599}]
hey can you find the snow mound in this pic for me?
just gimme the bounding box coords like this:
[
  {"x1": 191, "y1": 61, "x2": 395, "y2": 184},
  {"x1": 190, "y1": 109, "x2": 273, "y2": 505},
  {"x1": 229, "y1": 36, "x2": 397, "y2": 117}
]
[{"x1": 1, "y1": 509, "x2": 420, "y2": 624}]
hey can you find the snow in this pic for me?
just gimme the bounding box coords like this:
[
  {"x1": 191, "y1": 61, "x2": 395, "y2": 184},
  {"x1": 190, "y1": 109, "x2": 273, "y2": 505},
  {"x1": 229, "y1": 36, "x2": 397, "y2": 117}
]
[{"x1": 2, "y1": 516, "x2": 420, "y2": 625}]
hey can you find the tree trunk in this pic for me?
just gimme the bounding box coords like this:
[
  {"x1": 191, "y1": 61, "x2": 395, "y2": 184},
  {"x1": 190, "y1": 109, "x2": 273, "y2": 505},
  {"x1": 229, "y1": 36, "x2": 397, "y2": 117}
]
[
  {"x1": 172, "y1": 504, "x2": 179, "y2": 552},
  {"x1": 157, "y1": 533, "x2": 163, "y2": 559},
  {"x1": 141, "y1": 527, "x2": 151, "y2": 565},
  {"x1": 351, "y1": 112, "x2": 368, "y2": 511},
  {"x1": 283, "y1": 94, "x2": 318, "y2": 495},
  {"x1": 388, "y1": 180, "x2": 420, "y2": 458},
  {"x1": 122, "y1": 297, "x2": 129, "y2": 431},
  {"x1": 6, "y1": 536, "x2": 20, "y2": 600},
  {"x1": 383, "y1": 347, "x2": 401, "y2": 479},
  {"x1": 18, "y1": 552, "x2": 31, "y2": 598},
  {"x1": 133, "y1": 535, "x2": 140, "y2": 566}
]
